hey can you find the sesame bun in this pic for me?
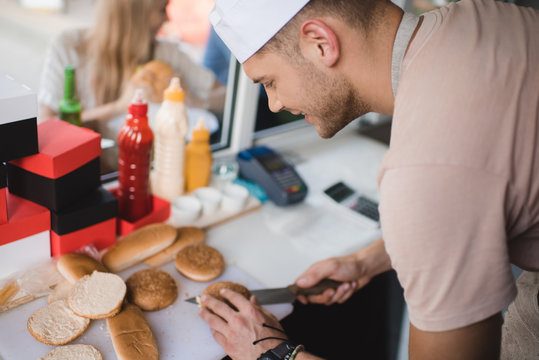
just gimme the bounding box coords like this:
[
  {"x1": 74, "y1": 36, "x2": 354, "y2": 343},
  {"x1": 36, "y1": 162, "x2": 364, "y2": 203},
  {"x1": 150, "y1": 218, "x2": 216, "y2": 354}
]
[
  {"x1": 131, "y1": 60, "x2": 175, "y2": 103},
  {"x1": 144, "y1": 226, "x2": 206, "y2": 267},
  {"x1": 199, "y1": 281, "x2": 251, "y2": 310},
  {"x1": 107, "y1": 303, "x2": 159, "y2": 360},
  {"x1": 126, "y1": 269, "x2": 178, "y2": 311},
  {"x1": 102, "y1": 223, "x2": 177, "y2": 273},
  {"x1": 68, "y1": 271, "x2": 126, "y2": 319},
  {"x1": 27, "y1": 299, "x2": 90, "y2": 346},
  {"x1": 174, "y1": 243, "x2": 225, "y2": 282},
  {"x1": 57, "y1": 253, "x2": 109, "y2": 284},
  {"x1": 38, "y1": 344, "x2": 102, "y2": 360}
]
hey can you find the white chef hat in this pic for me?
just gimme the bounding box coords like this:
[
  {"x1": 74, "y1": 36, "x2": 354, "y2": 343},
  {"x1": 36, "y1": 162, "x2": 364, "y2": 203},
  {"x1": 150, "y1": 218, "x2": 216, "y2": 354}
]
[{"x1": 209, "y1": 0, "x2": 310, "y2": 63}]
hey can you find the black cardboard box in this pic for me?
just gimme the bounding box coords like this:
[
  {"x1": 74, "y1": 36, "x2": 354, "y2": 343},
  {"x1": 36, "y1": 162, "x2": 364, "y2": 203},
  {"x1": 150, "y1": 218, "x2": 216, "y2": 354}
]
[
  {"x1": 0, "y1": 75, "x2": 39, "y2": 162},
  {"x1": 7, "y1": 157, "x2": 101, "y2": 212},
  {"x1": 0, "y1": 118, "x2": 39, "y2": 163},
  {"x1": 0, "y1": 162, "x2": 6, "y2": 188},
  {"x1": 0, "y1": 162, "x2": 6, "y2": 225},
  {"x1": 51, "y1": 186, "x2": 117, "y2": 235}
]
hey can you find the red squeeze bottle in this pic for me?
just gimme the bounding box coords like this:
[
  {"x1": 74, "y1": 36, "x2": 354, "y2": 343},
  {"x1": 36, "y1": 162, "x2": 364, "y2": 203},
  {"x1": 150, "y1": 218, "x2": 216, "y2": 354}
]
[{"x1": 117, "y1": 89, "x2": 154, "y2": 222}]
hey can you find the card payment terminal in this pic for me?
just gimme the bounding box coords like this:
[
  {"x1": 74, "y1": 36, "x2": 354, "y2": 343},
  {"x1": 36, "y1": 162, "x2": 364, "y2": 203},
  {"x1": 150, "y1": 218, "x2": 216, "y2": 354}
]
[{"x1": 237, "y1": 145, "x2": 308, "y2": 206}]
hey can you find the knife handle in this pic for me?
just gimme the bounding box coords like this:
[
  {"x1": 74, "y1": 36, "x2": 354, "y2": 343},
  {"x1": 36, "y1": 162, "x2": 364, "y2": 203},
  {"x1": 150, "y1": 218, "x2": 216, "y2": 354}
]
[{"x1": 288, "y1": 279, "x2": 342, "y2": 297}]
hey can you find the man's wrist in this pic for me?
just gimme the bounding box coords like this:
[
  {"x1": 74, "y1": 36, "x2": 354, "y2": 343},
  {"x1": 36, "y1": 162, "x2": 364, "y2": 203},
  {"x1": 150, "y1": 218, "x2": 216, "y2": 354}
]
[
  {"x1": 357, "y1": 238, "x2": 392, "y2": 276},
  {"x1": 257, "y1": 341, "x2": 303, "y2": 360}
]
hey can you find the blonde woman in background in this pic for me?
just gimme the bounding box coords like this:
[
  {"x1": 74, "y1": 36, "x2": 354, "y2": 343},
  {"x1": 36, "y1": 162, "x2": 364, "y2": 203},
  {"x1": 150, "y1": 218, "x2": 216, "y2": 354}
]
[{"x1": 38, "y1": 0, "x2": 225, "y2": 133}]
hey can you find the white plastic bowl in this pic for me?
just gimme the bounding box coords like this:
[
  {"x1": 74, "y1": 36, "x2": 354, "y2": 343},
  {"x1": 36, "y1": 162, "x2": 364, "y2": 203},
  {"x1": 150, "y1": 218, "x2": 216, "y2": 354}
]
[
  {"x1": 221, "y1": 184, "x2": 249, "y2": 212},
  {"x1": 171, "y1": 195, "x2": 202, "y2": 224},
  {"x1": 193, "y1": 187, "x2": 222, "y2": 215}
]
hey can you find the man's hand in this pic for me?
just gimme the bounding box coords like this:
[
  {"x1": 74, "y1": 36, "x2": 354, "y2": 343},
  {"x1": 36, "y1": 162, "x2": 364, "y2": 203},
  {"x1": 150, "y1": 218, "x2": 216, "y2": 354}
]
[
  {"x1": 199, "y1": 289, "x2": 288, "y2": 360},
  {"x1": 295, "y1": 238, "x2": 392, "y2": 305}
]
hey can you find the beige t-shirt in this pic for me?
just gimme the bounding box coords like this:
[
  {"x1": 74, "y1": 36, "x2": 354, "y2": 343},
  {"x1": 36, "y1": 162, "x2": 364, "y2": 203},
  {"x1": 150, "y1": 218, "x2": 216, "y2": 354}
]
[{"x1": 379, "y1": 0, "x2": 539, "y2": 331}]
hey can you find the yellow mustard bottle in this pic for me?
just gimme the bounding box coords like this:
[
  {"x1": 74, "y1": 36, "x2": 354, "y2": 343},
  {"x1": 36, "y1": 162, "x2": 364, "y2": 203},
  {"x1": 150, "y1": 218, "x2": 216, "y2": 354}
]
[{"x1": 185, "y1": 118, "x2": 212, "y2": 192}]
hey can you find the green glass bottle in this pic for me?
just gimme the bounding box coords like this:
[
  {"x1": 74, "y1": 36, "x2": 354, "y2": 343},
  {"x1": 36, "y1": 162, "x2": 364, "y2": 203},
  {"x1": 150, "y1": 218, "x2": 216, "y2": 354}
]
[{"x1": 59, "y1": 65, "x2": 82, "y2": 126}]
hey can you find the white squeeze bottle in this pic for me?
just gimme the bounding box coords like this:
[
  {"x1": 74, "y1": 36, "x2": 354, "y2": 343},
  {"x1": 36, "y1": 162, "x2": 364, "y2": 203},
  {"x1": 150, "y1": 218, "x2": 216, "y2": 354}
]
[{"x1": 151, "y1": 77, "x2": 189, "y2": 201}]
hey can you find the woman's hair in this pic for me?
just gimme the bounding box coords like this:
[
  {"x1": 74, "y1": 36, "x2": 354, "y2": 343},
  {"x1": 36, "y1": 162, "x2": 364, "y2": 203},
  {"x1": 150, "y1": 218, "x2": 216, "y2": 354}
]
[
  {"x1": 263, "y1": 0, "x2": 387, "y2": 60},
  {"x1": 86, "y1": 0, "x2": 158, "y2": 105}
]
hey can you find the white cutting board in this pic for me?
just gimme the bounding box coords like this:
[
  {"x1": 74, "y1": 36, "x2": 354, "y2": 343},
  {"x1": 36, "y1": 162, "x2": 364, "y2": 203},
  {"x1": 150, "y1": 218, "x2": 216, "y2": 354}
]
[{"x1": 0, "y1": 262, "x2": 293, "y2": 360}]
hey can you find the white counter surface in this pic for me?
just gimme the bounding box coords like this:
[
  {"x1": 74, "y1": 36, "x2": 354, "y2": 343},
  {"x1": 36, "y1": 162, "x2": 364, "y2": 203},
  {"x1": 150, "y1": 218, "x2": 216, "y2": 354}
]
[{"x1": 207, "y1": 126, "x2": 388, "y2": 287}]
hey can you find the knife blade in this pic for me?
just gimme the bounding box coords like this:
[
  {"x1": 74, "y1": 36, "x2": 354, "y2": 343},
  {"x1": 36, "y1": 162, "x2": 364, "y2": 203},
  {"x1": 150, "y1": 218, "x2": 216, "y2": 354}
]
[{"x1": 185, "y1": 279, "x2": 342, "y2": 305}]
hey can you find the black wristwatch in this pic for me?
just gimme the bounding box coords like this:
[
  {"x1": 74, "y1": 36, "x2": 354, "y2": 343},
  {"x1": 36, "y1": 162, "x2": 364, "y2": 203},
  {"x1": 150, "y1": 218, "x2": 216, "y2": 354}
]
[{"x1": 257, "y1": 341, "x2": 297, "y2": 360}]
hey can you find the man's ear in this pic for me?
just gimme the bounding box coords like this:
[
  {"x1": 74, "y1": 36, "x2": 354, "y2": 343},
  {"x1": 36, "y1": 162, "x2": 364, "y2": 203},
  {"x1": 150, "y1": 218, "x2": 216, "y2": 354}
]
[{"x1": 299, "y1": 19, "x2": 340, "y2": 67}]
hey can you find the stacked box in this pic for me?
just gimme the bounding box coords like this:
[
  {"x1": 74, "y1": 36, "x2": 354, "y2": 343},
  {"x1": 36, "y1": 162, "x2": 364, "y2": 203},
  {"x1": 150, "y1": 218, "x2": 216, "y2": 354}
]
[
  {"x1": 0, "y1": 75, "x2": 39, "y2": 162},
  {"x1": 50, "y1": 187, "x2": 117, "y2": 255},
  {"x1": 0, "y1": 192, "x2": 50, "y2": 276},
  {"x1": 8, "y1": 119, "x2": 102, "y2": 211},
  {"x1": 0, "y1": 163, "x2": 6, "y2": 225},
  {"x1": 7, "y1": 118, "x2": 118, "y2": 257},
  {"x1": 0, "y1": 76, "x2": 47, "y2": 275}
]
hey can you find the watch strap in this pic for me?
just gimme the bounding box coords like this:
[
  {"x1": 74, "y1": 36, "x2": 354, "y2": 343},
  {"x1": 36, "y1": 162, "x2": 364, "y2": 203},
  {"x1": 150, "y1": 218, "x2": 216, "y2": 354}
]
[{"x1": 258, "y1": 341, "x2": 297, "y2": 360}]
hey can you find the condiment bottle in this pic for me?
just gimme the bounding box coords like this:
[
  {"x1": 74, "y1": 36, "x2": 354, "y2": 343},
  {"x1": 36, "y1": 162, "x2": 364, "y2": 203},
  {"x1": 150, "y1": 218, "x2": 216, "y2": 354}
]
[
  {"x1": 185, "y1": 118, "x2": 212, "y2": 192},
  {"x1": 59, "y1": 65, "x2": 82, "y2": 126},
  {"x1": 151, "y1": 77, "x2": 189, "y2": 201},
  {"x1": 117, "y1": 89, "x2": 154, "y2": 222}
]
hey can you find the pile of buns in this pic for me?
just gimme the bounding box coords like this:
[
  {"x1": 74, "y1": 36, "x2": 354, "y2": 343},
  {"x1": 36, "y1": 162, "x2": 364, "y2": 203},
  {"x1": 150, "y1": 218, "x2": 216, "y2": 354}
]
[
  {"x1": 30, "y1": 251, "x2": 158, "y2": 360},
  {"x1": 101, "y1": 222, "x2": 225, "y2": 282},
  {"x1": 30, "y1": 222, "x2": 237, "y2": 359},
  {"x1": 130, "y1": 60, "x2": 176, "y2": 103}
]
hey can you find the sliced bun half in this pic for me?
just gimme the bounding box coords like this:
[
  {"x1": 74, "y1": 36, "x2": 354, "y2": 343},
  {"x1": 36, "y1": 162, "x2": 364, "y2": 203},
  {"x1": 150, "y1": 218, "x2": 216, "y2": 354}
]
[
  {"x1": 144, "y1": 226, "x2": 205, "y2": 267},
  {"x1": 39, "y1": 344, "x2": 102, "y2": 360},
  {"x1": 27, "y1": 299, "x2": 90, "y2": 345},
  {"x1": 107, "y1": 303, "x2": 159, "y2": 360},
  {"x1": 57, "y1": 253, "x2": 109, "y2": 284},
  {"x1": 174, "y1": 243, "x2": 225, "y2": 282},
  {"x1": 68, "y1": 271, "x2": 126, "y2": 319},
  {"x1": 102, "y1": 223, "x2": 177, "y2": 273}
]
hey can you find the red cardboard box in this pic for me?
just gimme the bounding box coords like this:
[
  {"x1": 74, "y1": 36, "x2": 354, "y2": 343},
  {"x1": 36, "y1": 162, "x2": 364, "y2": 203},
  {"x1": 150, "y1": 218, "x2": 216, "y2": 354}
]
[
  {"x1": 7, "y1": 119, "x2": 102, "y2": 212},
  {"x1": 109, "y1": 189, "x2": 170, "y2": 236},
  {"x1": 9, "y1": 118, "x2": 101, "y2": 179},
  {"x1": 50, "y1": 218, "x2": 116, "y2": 257},
  {"x1": 0, "y1": 192, "x2": 50, "y2": 246},
  {"x1": 0, "y1": 192, "x2": 50, "y2": 275}
]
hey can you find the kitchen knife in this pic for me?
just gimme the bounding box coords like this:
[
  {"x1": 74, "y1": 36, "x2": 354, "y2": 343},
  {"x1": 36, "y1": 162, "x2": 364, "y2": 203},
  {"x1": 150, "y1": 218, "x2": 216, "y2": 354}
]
[{"x1": 185, "y1": 279, "x2": 342, "y2": 305}]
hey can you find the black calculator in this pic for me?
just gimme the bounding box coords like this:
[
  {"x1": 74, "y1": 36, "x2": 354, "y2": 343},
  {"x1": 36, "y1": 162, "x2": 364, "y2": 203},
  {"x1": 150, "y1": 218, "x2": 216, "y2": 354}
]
[{"x1": 323, "y1": 181, "x2": 380, "y2": 228}]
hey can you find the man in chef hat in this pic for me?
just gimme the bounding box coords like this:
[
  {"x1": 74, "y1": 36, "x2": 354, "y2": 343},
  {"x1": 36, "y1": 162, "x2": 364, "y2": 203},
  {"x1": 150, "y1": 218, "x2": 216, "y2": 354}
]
[{"x1": 198, "y1": 1, "x2": 539, "y2": 360}]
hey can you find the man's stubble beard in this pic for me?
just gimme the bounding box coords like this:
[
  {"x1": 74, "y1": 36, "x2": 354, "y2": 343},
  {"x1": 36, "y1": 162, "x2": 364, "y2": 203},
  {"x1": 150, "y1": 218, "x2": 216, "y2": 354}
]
[{"x1": 299, "y1": 60, "x2": 371, "y2": 139}]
